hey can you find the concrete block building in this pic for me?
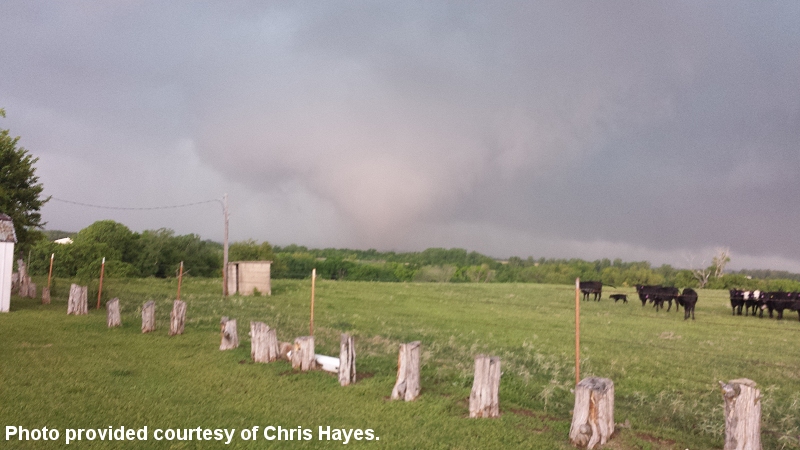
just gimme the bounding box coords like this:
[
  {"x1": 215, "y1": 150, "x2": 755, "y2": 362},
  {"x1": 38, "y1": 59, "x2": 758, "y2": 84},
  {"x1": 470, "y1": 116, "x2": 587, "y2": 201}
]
[{"x1": 226, "y1": 261, "x2": 271, "y2": 296}]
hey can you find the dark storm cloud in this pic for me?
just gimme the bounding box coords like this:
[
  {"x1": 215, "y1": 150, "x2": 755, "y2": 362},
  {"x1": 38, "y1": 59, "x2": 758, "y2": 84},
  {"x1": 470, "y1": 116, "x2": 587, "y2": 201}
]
[{"x1": 0, "y1": 1, "x2": 798, "y2": 270}]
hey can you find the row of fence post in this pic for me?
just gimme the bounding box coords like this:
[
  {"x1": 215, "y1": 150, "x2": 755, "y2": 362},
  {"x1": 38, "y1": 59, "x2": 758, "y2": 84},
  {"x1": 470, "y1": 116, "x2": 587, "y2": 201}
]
[{"x1": 52, "y1": 276, "x2": 764, "y2": 449}]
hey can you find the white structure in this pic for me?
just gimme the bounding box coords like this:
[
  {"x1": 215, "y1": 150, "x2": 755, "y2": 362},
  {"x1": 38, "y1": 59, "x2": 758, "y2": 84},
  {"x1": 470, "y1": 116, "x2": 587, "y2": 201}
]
[
  {"x1": 54, "y1": 237, "x2": 73, "y2": 245},
  {"x1": 0, "y1": 214, "x2": 17, "y2": 312},
  {"x1": 226, "y1": 261, "x2": 271, "y2": 296}
]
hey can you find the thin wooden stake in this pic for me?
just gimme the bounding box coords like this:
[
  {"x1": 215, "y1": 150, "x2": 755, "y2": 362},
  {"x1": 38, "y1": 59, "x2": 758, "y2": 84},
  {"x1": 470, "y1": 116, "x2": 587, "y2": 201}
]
[
  {"x1": 575, "y1": 277, "x2": 581, "y2": 385},
  {"x1": 310, "y1": 268, "x2": 316, "y2": 336},
  {"x1": 222, "y1": 193, "x2": 229, "y2": 297},
  {"x1": 96, "y1": 257, "x2": 105, "y2": 310},
  {"x1": 47, "y1": 253, "x2": 54, "y2": 290},
  {"x1": 176, "y1": 261, "x2": 184, "y2": 300}
]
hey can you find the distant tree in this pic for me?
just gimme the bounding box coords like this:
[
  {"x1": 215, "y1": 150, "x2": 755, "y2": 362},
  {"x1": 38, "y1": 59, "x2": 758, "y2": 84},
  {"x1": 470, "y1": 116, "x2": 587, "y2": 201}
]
[
  {"x1": 413, "y1": 265, "x2": 457, "y2": 283},
  {"x1": 711, "y1": 247, "x2": 731, "y2": 279},
  {"x1": 229, "y1": 239, "x2": 275, "y2": 262},
  {"x1": 460, "y1": 264, "x2": 494, "y2": 282},
  {"x1": 74, "y1": 220, "x2": 139, "y2": 262},
  {"x1": 135, "y1": 228, "x2": 221, "y2": 278},
  {"x1": 0, "y1": 108, "x2": 48, "y2": 254},
  {"x1": 674, "y1": 270, "x2": 699, "y2": 288},
  {"x1": 685, "y1": 254, "x2": 711, "y2": 288}
]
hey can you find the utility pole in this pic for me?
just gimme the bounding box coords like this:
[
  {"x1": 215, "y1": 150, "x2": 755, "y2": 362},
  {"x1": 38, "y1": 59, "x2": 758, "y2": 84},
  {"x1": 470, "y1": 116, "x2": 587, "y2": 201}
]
[{"x1": 222, "y1": 193, "x2": 229, "y2": 297}]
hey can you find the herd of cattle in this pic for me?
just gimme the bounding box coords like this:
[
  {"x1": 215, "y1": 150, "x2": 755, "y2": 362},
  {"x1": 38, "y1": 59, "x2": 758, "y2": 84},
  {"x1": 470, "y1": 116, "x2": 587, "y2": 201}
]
[
  {"x1": 578, "y1": 281, "x2": 698, "y2": 320},
  {"x1": 578, "y1": 282, "x2": 800, "y2": 322},
  {"x1": 728, "y1": 289, "x2": 800, "y2": 321}
]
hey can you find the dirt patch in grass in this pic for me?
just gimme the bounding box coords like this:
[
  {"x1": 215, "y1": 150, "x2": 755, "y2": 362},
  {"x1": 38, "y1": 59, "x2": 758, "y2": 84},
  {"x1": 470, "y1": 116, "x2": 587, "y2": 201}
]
[{"x1": 635, "y1": 432, "x2": 676, "y2": 446}]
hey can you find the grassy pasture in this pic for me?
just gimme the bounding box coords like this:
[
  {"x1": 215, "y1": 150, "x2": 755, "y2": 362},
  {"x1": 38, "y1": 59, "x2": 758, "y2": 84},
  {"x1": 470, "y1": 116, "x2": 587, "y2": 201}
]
[{"x1": 1, "y1": 278, "x2": 799, "y2": 449}]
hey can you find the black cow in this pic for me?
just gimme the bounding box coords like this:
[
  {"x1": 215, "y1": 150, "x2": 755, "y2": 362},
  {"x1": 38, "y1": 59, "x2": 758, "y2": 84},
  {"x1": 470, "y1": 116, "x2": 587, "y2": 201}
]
[
  {"x1": 635, "y1": 285, "x2": 658, "y2": 307},
  {"x1": 729, "y1": 289, "x2": 745, "y2": 315},
  {"x1": 655, "y1": 286, "x2": 679, "y2": 312},
  {"x1": 674, "y1": 292, "x2": 686, "y2": 311},
  {"x1": 765, "y1": 292, "x2": 800, "y2": 320},
  {"x1": 609, "y1": 294, "x2": 627, "y2": 303},
  {"x1": 579, "y1": 281, "x2": 602, "y2": 301},
  {"x1": 635, "y1": 285, "x2": 677, "y2": 311},
  {"x1": 791, "y1": 293, "x2": 800, "y2": 321},
  {"x1": 679, "y1": 288, "x2": 698, "y2": 320},
  {"x1": 658, "y1": 287, "x2": 680, "y2": 312}
]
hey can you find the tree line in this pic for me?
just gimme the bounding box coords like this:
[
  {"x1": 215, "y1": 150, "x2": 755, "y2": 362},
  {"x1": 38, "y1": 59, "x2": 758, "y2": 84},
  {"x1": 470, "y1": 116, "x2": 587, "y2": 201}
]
[{"x1": 18, "y1": 220, "x2": 800, "y2": 292}]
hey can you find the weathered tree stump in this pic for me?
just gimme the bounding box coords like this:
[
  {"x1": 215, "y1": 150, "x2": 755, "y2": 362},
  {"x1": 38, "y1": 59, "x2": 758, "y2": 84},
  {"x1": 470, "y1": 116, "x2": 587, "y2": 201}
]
[
  {"x1": 469, "y1": 354, "x2": 501, "y2": 418},
  {"x1": 219, "y1": 317, "x2": 239, "y2": 350},
  {"x1": 141, "y1": 301, "x2": 156, "y2": 333},
  {"x1": 250, "y1": 321, "x2": 279, "y2": 362},
  {"x1": 339, "y1": 333, "x2": 356, "y2": 386},
  {"x1": 169, "y1": 300, "x2": 186, "y2": 336},
  {"x1": 106, "y1": 298, "x2": 121, "y2": 327},
  {"x1": 27, "y1": 282, "x2": 36, "y2": 299},
  {"x1": 16, "y1": 259, "x2": 30, "y2": 297},
  {"x1": 720, "y1": 378, "x2": 762, "y2": 450},
  {"x1": 569, "y1": 377, "x2": 615, "y2": 449},
  {"x1": 391, "y1": 341, "x2": 421, "y2": 401},
  {"x1": 291, "y1": 336, "x2": 316, "y2": 371},
  {"x1": 41, "y1": 287, "x2": 50, "y2": 305},
  {"x1": 67, "y1": 284, "x2": 88, "y2": 315},
  {"x1": 11, "y1": 271, "x2": 19, "y2": 294},
  {"x1": 279, "y1": 341, "x2": 293, "y2": 360}
]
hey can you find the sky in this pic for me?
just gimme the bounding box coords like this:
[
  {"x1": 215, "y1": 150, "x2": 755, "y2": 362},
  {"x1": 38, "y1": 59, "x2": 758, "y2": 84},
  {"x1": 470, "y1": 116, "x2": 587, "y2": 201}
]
[{"x1": 1, "y1": 1, "x2": 799, "y2": 272}]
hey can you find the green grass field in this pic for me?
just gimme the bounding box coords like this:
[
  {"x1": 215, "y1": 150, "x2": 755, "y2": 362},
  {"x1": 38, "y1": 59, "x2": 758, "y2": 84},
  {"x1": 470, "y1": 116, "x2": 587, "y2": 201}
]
[{"x1": 2, "y1": 278, "x2": 799, "y2": 449}]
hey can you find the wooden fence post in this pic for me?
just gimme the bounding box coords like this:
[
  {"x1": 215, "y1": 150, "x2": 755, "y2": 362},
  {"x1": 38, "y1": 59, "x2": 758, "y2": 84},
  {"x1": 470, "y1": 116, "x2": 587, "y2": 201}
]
[
  {"x1": 569, "y1": 377, "x2": 615, "y2": 449},
  {"x1": 391, "y1": 341, "x2": 421, "y2": 401},
  {"x1": 41, "y1": 287, "x2": 50, "y2": 305},
  {"x1": 339, "y1": 333, "x2": 356, "y2": 386},
  {"x1": 469, "y1": 355, "x2": 501, "y2": 418},
  {"x1": 291, "y1": 336, "x2": 316, "y2": 371},
  {"x1": 250, "y1": 322, "x2": 279, "y2": 362},
  {"x1": 96, "y1": 257, "x2": 105, "y2": 310},
  {"x1": 106, "y1": 298, "x2": 121, "y2": 327},
  {"x1": 720, "y1": 378, "x2": 761, "y2": 450},
  {"x1": 310, "y1": 268, "x2": 316, "y2": 335},
  {"x1": 67, "y1": 284, "x2": 88, "y2": 315},
  {"x1": 575, "y1": 277, "x2": 581, "y2": 385},
  {"x1": 220, "y1": 317, "x2": 239, "y2": 350},
  {"x1": 176, "y1": 261, "x2": 183, "y2": 300},
  {"x1": 141, "y1": 300, "x2": 156, "y2": 333},
  {"x1": 17, "y1": 259, "x2": 29, "y2": 297},
  {"x1": 47, "y1": 253, "x2": 53, "y2": 292},
  {"x1": 169, "y1": 300, "x2": 186, "y2": 336},
  {"x1": 28, "y1": 282, "x2": 36, "y2": 299}
]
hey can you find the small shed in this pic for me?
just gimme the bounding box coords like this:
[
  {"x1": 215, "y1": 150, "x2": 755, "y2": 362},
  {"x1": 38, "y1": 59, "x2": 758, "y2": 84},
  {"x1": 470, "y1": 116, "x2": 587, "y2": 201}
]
[
  {"x1": 0, "y1": 214, "x2": 17, "y2": 312},
  {"x1": 226, "y1": 261, "x2": 271, "y2": 296}
]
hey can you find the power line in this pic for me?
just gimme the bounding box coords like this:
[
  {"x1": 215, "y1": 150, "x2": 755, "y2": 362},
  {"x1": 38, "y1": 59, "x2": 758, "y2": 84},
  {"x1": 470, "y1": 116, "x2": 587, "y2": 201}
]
[{"x1": 50, "y1": 196, "x2": 221, "y2": 211}]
